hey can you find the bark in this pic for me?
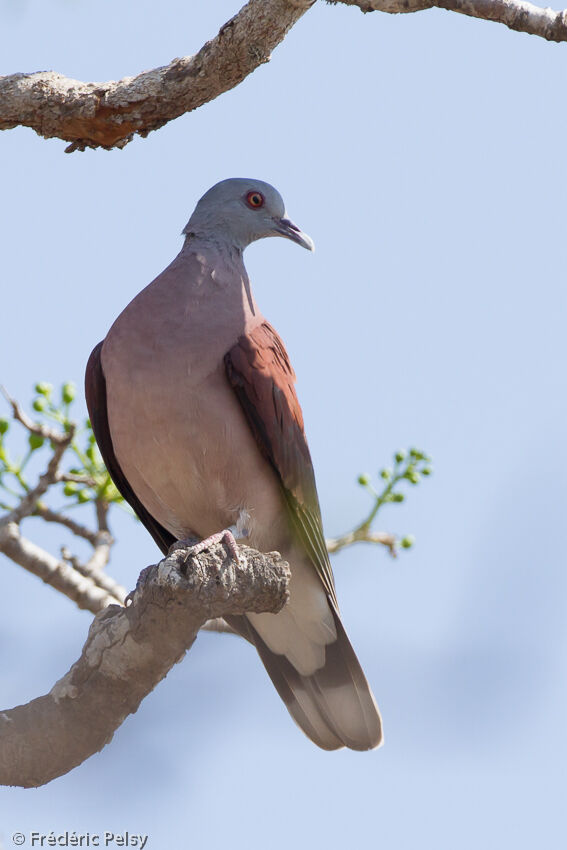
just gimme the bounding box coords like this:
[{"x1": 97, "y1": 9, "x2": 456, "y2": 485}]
[
  {"x1": 0, "y1": 539, "x2": 290, "y2": 788},
  {"x1": 329, "y1": 0, "x2": 567, "y2": 41},
  {"x1": 0, "y1": 0, "x2": 315, "y2": 152}
]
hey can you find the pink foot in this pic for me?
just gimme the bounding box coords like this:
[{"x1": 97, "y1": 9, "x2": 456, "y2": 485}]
[{"x1": 180, "y1": 529, "x2": 242, "y2": 563}]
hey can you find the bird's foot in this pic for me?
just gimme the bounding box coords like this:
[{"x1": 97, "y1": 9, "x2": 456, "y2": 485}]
[{"x1": 176, "y1": 529, "x2": 243, "y2": 565}]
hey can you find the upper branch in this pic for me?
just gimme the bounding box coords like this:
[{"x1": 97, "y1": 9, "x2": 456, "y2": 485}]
[
  {"x1": 0, "y1": 540, "x2": 290, "y2": 788},
  {"x1": 328, "y1": 0, "x2": 567, "y2": 41},
  {"x1": 0, "y1": 0, "x2": 315, "y2": 152}
]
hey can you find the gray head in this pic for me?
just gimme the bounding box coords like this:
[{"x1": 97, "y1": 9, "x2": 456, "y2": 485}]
[{"x1": 183, "y1": 178, "x2": 314, "y2": 253}]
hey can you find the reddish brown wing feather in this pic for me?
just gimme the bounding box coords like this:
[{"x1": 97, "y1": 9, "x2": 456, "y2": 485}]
[
  {"x1": 85, "y1": 342, "x2": 175, "y2": 556},
  {"x1": 224, "y1": 321, "x2": 338, "y2": 607}
]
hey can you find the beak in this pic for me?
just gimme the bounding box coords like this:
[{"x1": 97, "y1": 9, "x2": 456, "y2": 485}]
[{"x1": 273, "y1": 216, "x2": 315, "y2": 252}]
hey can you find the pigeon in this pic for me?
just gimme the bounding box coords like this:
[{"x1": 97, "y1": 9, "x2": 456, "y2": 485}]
[{"x1": 85, "y1": 178, "x2": 382, "y2": 750}]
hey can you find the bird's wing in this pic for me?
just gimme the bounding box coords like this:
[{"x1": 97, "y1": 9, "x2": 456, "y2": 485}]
[
  {"x1": 85, "y1": 341, "x2": 175, "y2": 556},
  {"x1": 224, "y1": 321, "x2": 338, "y2": 609}
]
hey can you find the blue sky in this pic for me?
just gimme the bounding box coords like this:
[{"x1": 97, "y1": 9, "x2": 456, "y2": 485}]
[{"x1": 1, "y1": 1, "x2": 566, "y2": 847}]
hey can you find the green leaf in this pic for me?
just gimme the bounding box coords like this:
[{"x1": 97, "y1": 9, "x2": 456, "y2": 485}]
[{"x1": 28, "y1": 433, "x2": 44, "y2": 451}]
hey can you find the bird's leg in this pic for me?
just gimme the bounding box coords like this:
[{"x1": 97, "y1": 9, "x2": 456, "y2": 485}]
[{"x1": 175, "y1": 529, "x2": 242, "y2": 564}]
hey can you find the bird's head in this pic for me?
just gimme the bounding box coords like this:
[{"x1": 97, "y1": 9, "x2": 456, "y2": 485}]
[{"x1": 183, "y1": 178, "x2": 314, "y2": 253}]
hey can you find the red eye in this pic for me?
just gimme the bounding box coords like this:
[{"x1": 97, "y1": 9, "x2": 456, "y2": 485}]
[{"x1": 246, "y1": 191, "x2": 264, "y2": 208}]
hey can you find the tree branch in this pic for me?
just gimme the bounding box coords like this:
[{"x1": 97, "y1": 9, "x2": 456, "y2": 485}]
[
  {"x1": 0, "y1": 0, "x2": 315, "y2": 152},
  {"x1": 0, "y1": 386, "x2": 70, "y2": 446},
  {"x1": 328, "y1": 0, "x2": 567, "y2": 41},
  {"x1": 0, "y1": 521, "x2": 122, "y2": 611},
  {"x1": 0, "y1": 540, "x2": 290, "y2": 788}
]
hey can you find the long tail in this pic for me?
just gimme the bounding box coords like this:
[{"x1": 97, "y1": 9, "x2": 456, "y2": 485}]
[{"x1": 226, "y1": 605, "x2": 383, "y2": 751}]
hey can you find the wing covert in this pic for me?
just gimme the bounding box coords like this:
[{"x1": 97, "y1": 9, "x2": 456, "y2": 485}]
[{"x1": 224, "y1": 322, "x2": 337, "y2": 607}]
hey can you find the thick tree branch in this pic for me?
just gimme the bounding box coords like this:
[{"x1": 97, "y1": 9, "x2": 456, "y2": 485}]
[
  {"x1": 329, "y1": 0, "x2": 567, "y2": 41},
  {"x1": 0, "y1": 540, "x2": 290, "y2": 788},
  {"x1": 0, "y1": 0, "x2": 315, "y2": 152}
]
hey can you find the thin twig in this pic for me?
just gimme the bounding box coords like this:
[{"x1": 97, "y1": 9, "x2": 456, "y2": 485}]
[
  {"x1": 0, "y1": 386, "x2": 69, "y2": 445},
  {"x1": 57, "y1": 472, "x2": 97, "y2": 487},
  {"x1": 0, "y1": 522, "x2": 118, "y2": 613},
  {"x1": 326, "y1": 529, "x2": 397, "y2": 557},
  {"x1": 61, "y1": 547, "x2": 125, "y2": 603},
  {"x1": 34, "y1": 502, "x2": 103, "y2": 546},
  {"x1": 1, "y1": 426, "x2": 75, "y2": 526}
]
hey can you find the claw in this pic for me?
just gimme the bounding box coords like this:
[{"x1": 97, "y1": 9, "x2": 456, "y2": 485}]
[{"x1": 180, "y1": 529, "x2": 243, "y2": 564}]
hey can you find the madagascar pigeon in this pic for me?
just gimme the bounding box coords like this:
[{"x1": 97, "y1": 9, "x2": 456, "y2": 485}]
[{"x1": 85, "y1": 178, "x2": 382, "y2": 750}]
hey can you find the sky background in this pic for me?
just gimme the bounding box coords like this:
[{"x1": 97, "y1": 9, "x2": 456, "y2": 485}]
[{"x1": 1, "y1": 0, "x2": 566, "y2": 847}]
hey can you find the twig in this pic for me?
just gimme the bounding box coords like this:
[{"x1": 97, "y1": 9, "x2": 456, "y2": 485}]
[
  {"x1": 0, "y1": 386, "x2": 69, "y2": 445},
  {"x1": 34, "y1": 502, "x2": 104, "y2": 546},
  {"x1": 61, "y1": 547, "x2": 125, "y2": 603},
  {"x1": 57, "y1": 472, "x2": 98, "y2": 487},
  {"x1": 1, "y1": 426, "x2": 75, "y2": 526},
  {"x1": 326, "y1": 529, "x2": 397, "y2": 556},
  {"x1": 0, "y1": 522, "x2": 119, "y2": 612}
]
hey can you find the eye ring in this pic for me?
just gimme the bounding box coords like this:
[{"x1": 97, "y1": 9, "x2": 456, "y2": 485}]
[{"x1": 246, "y1": 191, "x2": 265, "y2": 209}]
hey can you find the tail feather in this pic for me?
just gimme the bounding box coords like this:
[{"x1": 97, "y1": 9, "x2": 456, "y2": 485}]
[{"x1": 226, "y1": 606, "x2": 383, "y2": 751}]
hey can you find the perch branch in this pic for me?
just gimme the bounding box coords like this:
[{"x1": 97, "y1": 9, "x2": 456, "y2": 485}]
[{"x1": 0, "y1": 540, "x2": 290, "y2": 788}]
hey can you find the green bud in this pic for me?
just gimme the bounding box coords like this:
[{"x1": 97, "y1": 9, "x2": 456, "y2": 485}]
[
  {"x1": 85, "y1": 418, "x2": 92, "y2": 430},
  {"x1": 400, "y1": 535, "x2": 415, "y2": 549},
  {"x1": 63, "y1": 482, "x2": 79, "y2": 497},
  {"x1": 394, "y1": 450, "x2": 406, "y2": 464},
  {"x1": 0, "y1": 418, "x2": 9, "y2": 435},
  {"x1": 422, "y1": 467, "x2": 433, "y2": 476},
  {"x1": 86, "y1": 445, "x2": 96, "y2": 462},
  {"x1": 409, "y1": 448, "x2": 425, "y2": 461},
  {"x1": 69, "y1": 467, "x2": 82, "y2": 474},
  {"x1": 407, "y1": 470, "x2": 420, "y2": 484},
  {"x1": 32, "y1": 398, "x2": 47, "y2": 412},
  {"x1": 61, "y1": 382, "x2": 76, "y2": 404},
  {"x1": 28, "y1": 433, "x2": 44, "y2": 451},
  {"x1": 34, "y1": 382, "x2": 53, "y2": 396},
  {"x1": 391, "y1": 492, "x2": 405, "y2": 502},
  {"x1": 380, "y1": 467, "x2": 392, "y2": 480},
  {"x1": 77, "y1": 489, "x2": 91, "y2": 503},
  {"x1": 357, "y1": 474, "x2": 371, "y2": 487}
]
